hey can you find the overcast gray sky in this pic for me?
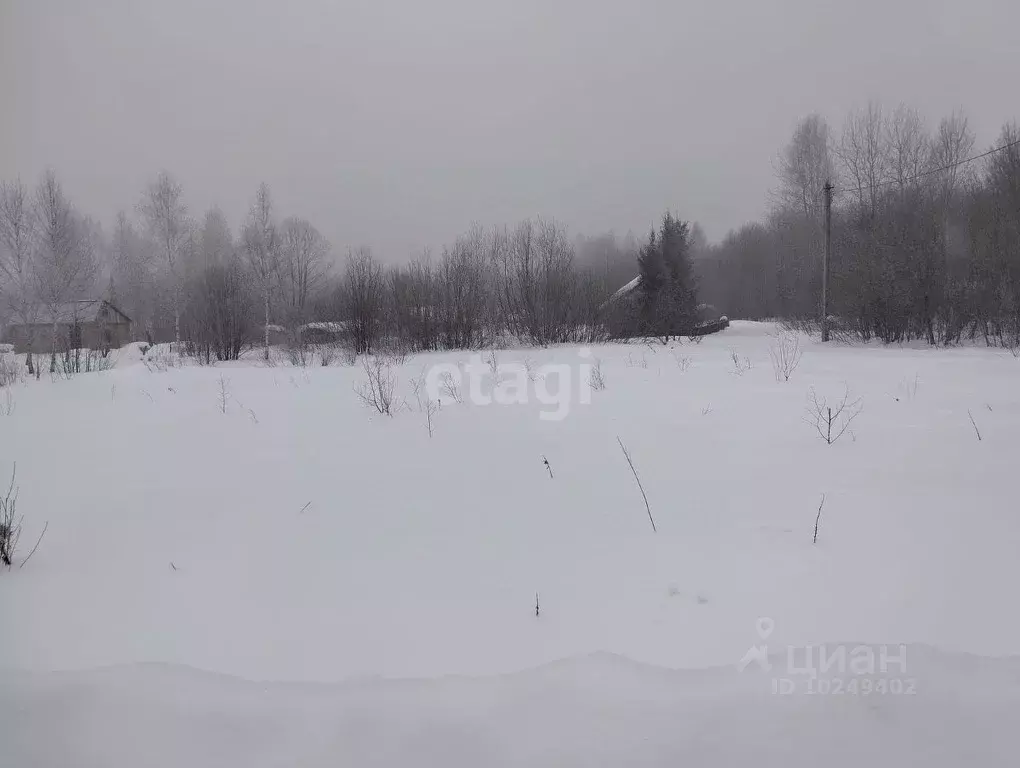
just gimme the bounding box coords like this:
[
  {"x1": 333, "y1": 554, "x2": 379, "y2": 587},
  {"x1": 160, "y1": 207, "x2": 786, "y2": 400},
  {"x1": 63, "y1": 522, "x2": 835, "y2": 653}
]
[{"x1": 2, "y1": 0, "x2": 1017, "y2": 261}]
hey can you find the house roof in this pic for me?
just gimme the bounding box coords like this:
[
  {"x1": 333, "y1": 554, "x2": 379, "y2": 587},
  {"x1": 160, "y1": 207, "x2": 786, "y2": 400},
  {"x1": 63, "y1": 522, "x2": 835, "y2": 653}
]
[
  {"x1": 36, "y1": 300, "x2": 131, "y2": 325},
  {"x1": 610, "y1": 275, "x2": 642, "y2": 302}
]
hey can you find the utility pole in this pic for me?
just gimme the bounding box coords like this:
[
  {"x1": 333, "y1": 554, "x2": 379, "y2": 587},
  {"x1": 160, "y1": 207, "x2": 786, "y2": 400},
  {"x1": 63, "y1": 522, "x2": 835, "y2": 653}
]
[{"x1": 822, "y1": 180, "x2": 833, "y2": 342}]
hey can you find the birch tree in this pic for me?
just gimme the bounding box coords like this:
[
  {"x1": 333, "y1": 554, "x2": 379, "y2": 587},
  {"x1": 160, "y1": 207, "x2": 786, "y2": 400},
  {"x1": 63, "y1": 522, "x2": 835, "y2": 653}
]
[
  {"x1": 886, "y1": 104, "x2": 931, "y2": 194},
  {"x1": 242, "y1": 183, "x2": 280, "y2": 359},
  {"x1": 278, "y1": 216, "x2": 329, "y2": 332},
  {"x1": 775, "y1": 114, "x2": 834, "y2": 223},
  {"x1": 837, "y1": 102, "x2": 891, "y2": 219},
  {"x1": 0, "y1": 179, "x2": 39, "y2": 371},
  {"x1": 138, "y1": 172, "x2": 188, "y2": 342},
  {"x1": 33, "y1": 171, "x2": 98, "y2": 367}
]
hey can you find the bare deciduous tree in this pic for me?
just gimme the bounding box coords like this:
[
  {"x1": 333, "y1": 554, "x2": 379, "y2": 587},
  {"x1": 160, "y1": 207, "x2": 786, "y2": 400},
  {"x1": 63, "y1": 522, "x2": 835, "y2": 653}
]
[
  {"x1": 0, "y1": 179, "x2": 39, "y2": 372},
  {"x1": 242, "y1": 183, "x2": 280, "y2": 360},
  {"x1": 837, "y1": 102, "x2": 891, "y2": 219},
  {"x1": 774, "y1": 114, "x2": 834, "y2": 223},
  {"x1": 139, "y1": 172, "x2": 188, "y2": 342},
  {"x1": 886, "y1": 104, "x2": 931, "y2": 193},
  {"x1": 278, "y1": 216, "x2": 329, "y2": 334},
  {"x1": 33, "y1": 171, "x2": 99, "y2": 368},
  {"x1": 338, "y1": 247, "x2": 385, "y2": 355},
  {"x1": 931, "y1": 111, "x2": 976, "y2": 205}
]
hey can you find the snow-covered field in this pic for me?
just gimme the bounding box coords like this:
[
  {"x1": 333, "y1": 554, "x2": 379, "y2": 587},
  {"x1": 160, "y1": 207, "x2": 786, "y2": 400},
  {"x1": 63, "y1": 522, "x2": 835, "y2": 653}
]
[{"x1": 1, "y1": 321, "x2": 1018, "y2": 765}]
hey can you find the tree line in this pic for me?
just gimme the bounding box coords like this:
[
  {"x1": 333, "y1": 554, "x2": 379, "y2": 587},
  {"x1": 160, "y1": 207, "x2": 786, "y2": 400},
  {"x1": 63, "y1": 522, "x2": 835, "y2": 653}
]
[
  {"x1": 0, "y1": 170, "x2": 704, "y2": 365},
  {"x1": 697, "y1": 105, "x2": 1020, "y2": 347}
]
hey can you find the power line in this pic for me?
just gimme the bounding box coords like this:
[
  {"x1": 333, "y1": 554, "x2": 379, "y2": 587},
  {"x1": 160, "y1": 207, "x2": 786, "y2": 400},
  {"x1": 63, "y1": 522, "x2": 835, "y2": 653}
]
[{"x1": 831, "y1": 136, "x2": 1020, "y2": 196}]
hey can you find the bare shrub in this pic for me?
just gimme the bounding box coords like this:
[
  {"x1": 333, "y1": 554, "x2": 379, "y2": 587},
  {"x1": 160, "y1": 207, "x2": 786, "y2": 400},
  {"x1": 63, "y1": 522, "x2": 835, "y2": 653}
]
[
  {"x1": 439, "y1": 370, "x2": 464, "y2": 404},
  {"x1": 1, "y1": 389, "x2": 13, "y2": 416},
  {"x1": 408, "y1": 367, "x2": 439, "y2": 435},
  {"x1": 378, "y1": 342, "x2": 411, "y2": 367},
  {"x1": 217, "y1": 375, "x2": 230, "y2": 414},
  {"x1": 588, "y1": 358, "x2": 606, "y2": 391},
  {"x1": 485, "y1": 351, "x2": 501, "y2": 384},
  {"x1": 77, "y1": 348, "x2": 115, "y2": 374},
  {"x1": 0, "y1": 354, "x2": 23, "y2": 388},
  {"x1": 355, "y1": 356, "x2": 397, "y2": 416},
  {"x1": 318, "y1": 341, "x2": 357, "y2": 367},
  {"x1": 285, "y1": 341, "x2": 312, "y2": 367},
  {"x1": 625, "y1": 353, "x2": 648, "y2": 369},
  {"x1": 1, "y1": 466, "x2": 20, "y2": 568},
  {"x1": 897, "y1": 374, "x2": 919, "y2": 400},
  {"x1": 317, "y1": 343, "x2": 337, "y2": 367},
  {"x1": 768, "y1": 329, "x2": 803, "y2": 382},
  {"x1": 730, "y1": 351, "x2": 752, "y2": 375},
  {"x1": 423, "y1": 396, "x2": 438, "y2": 437},
  {"x1": 671, "y1": 350, "x2": 692, "y2": 371},
  {"x1": 805, "y1": 386, "x2": 863, "y2": 444},
  {"x1": 522, "y1": 356, "x2": 540, "y2": 382},
  {"x1": 409, "y1": 367, "x2": 428, "y2": 410},
  {"x1": 143, "y1": 347, "x2": 182, "y2": 373}
]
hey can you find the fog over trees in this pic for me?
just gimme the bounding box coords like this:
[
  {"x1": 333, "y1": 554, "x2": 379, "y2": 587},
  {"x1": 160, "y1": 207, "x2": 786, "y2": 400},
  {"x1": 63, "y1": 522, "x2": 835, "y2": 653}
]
[
  {"x1": 2, "y1": 103, "x2": 1018, "y2": 356},
  {"x1": 699, "y1": 106, "x2": 1020, "y2": 347}
]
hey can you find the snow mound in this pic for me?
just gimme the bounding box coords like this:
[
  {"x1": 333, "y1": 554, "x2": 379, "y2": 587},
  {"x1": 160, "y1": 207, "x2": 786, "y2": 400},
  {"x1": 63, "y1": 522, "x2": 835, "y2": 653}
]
[{"x1": 1, "y1": 648, "x2": 1017, "y2": 767}]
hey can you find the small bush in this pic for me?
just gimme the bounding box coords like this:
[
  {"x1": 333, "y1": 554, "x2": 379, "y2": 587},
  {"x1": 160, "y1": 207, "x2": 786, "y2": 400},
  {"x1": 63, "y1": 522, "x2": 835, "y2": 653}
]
[
  {"x1": 804, "y1": 385, "x2": 863, "y2": 444},
  {"x1": 769, "y1": 329, "x2": 803, "y2": 382},
  {"x1": 355, "y1": 357, "x2": 398, "y2": 416},
  {"x1": 439, "y1": 370, "x2": 464, "y2": 404},
  {"x1": 318, "y1": 342, "x2": 357, "y2": 367},
  {"x1": 143, "y1": 347, "x2": 183, "y2": 373},
  {"x1": 285, "y1": 342, "x2": 313, "y2": 367},
  {"x1": 625, "y1": 353, "x2": 648, "y2": 369},
  {"x1": 671, "y1": 350, "x2": 692, "y2": 371},
  {"x1": 0, "y1": 355, "x2": 22, "y2": 388},
  {"x1": 1, "y1": 467, "x2": 20, "y2": 568},
  {"x1": 730, "y1": 351, "x2": 752, "y2": 375},
  {"x1": 588, "y1": 359, "x2": 606, "y2": 391}
]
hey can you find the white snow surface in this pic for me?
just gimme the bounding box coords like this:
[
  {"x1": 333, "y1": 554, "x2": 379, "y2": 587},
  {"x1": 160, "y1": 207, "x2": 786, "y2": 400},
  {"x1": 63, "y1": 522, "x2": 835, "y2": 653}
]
[{"x1": 2, "y1": 321, "x2": 1019, "y2": 764}]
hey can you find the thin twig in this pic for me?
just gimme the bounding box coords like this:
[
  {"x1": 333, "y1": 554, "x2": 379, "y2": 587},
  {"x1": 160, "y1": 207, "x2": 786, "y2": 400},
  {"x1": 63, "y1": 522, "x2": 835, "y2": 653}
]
[
  {"x1": 968, "y1": 409, "x2": 982, "y2": 441},
  {"x1": 813, "y1": 494, "x2": 825, "y2": 544},
  {"x1": 542, "y1": 456, "x2": 553, "y2": 479},
  {"x1": 617, "y1": 437, "x2": 656, "y2": 533},
  {"x1": 6, "y1": 461, "x2": 16, "y2": 502},
  {"x1": 298, "y1": 502, "x2": 311, "y2": 514},
  {"x1": 18, "y1": 520, "x2": 48, "y2": 569}
]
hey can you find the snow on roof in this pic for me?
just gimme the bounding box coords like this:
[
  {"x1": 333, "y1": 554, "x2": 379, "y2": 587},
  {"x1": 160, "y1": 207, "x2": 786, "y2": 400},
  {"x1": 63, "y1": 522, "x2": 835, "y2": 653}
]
[
  {"x1": 36, "y1": 300, "x2": 131, "y2": 325},
  {"x1": 300, "y1": 322, "x2": 347, "y2": 332},
  {"x1": 610, "y1": 275, "x2": 642, "y2": 301}
]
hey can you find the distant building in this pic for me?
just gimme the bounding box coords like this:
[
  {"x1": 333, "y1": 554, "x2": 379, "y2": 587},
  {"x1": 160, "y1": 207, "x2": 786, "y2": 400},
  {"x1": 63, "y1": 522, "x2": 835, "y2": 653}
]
[
  {"x1": 299, "y1": 322, "x2": 347, "y2": 344},
  {"x1": 3, "y1": 300, "x2": 133, "y2": 354},
  {"x1": 603, "y1": 276, "x2": 728, "y2": 338}
]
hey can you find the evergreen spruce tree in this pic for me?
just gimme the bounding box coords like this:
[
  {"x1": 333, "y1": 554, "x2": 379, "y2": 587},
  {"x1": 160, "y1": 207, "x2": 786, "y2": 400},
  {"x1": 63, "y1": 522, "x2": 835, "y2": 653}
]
[{"x1": 637, "y1": 213, "x2": 698, "y2": 339}]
